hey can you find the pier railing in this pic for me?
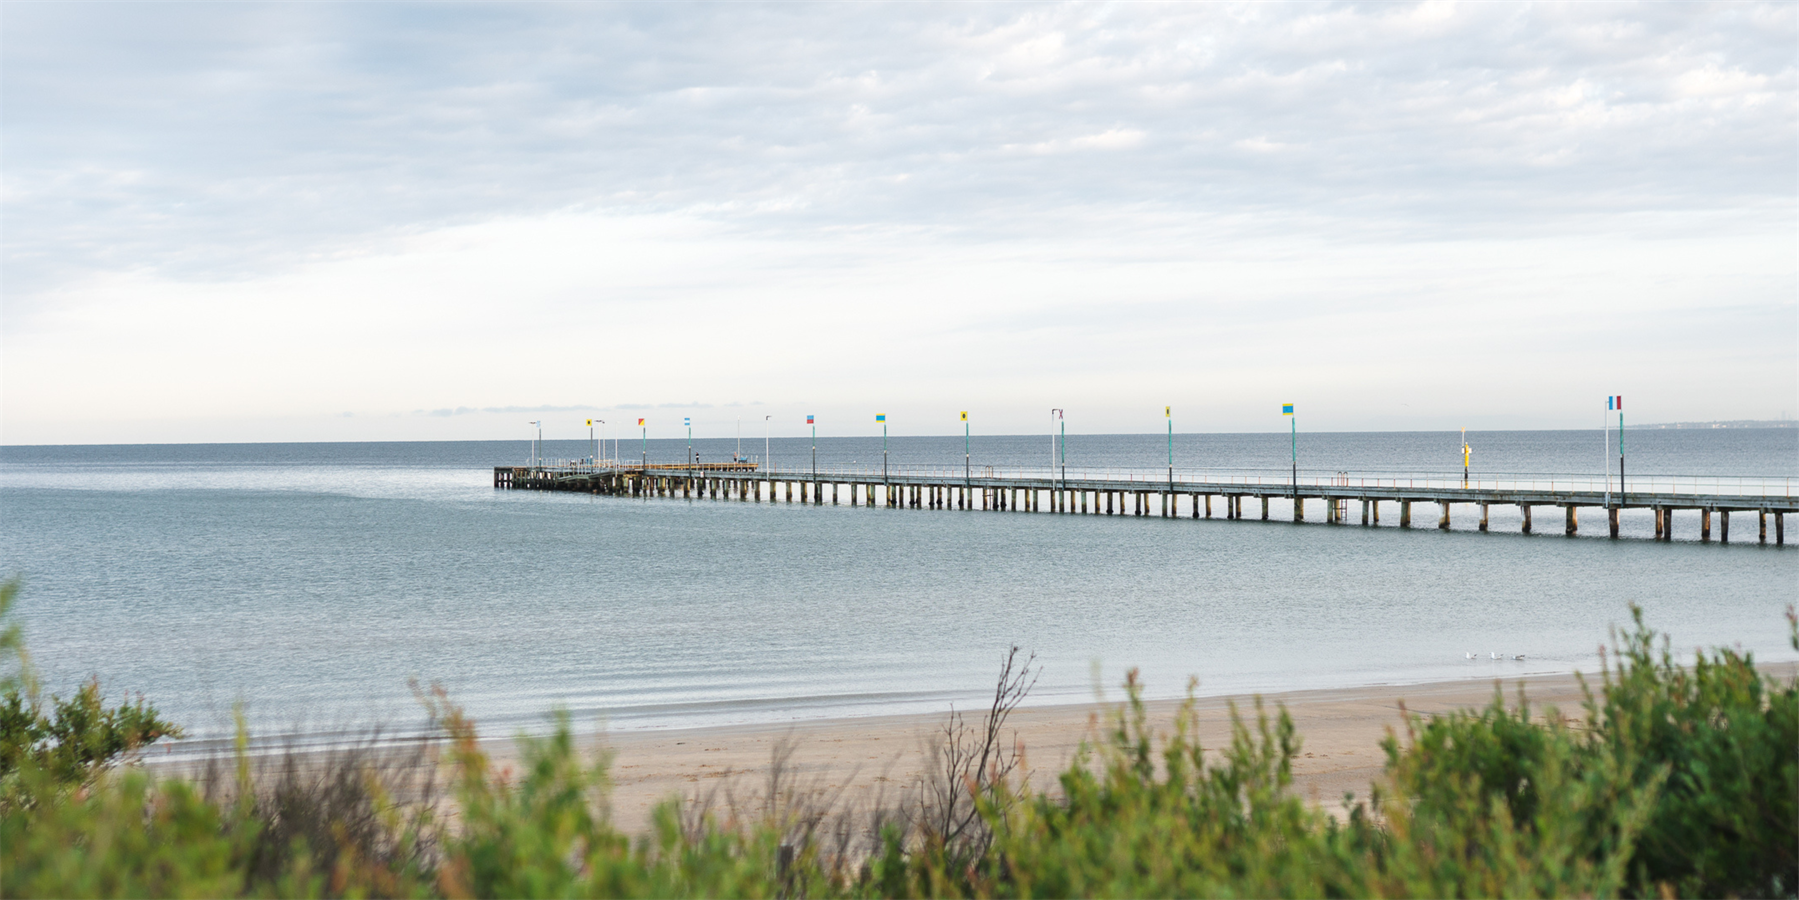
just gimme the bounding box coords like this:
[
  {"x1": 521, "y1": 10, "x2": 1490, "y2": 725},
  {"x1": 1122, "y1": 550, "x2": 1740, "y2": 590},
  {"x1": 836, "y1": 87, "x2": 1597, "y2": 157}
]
[
  {"x1": 740, "y1": 464, "x2": 1793, "y2": 499},
  {"x1": 511, "y1": 461, "x2": 1791, "y2": 499}
]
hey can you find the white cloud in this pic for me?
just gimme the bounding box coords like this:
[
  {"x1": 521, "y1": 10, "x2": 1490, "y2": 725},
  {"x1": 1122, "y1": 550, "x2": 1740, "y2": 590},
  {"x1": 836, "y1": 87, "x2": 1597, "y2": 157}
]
[{"x1": 1, "y1": 1, "x2": 1794, "y2": 442}]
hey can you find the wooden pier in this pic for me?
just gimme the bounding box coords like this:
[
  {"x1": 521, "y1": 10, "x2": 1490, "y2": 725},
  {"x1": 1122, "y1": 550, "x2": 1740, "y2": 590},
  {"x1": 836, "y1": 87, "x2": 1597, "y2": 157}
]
[{"x1": 494, "y1": 464, "x2": 1794, "y2": 545}]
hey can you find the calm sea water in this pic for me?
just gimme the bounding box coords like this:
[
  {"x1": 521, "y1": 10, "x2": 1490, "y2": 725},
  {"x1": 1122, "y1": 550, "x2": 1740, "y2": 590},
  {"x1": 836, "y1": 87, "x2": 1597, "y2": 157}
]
[{"x1": 2, "y1": 430, "x2": 1794, "y2": 742}]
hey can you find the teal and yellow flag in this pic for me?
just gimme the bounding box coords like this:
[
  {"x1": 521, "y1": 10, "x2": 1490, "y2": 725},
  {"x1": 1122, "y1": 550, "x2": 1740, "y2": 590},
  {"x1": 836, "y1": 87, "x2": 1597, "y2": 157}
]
[{"x1": 1282, "y1": 404, "x2": 1294, "y2": 415}]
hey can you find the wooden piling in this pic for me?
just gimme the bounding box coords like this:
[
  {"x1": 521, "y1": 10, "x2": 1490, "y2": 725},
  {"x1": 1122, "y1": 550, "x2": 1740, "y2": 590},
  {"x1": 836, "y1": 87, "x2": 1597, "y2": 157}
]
[
  {"x1": 1519, "y1": 504, "x2": 1529, "y2": 533},
  {"x1": 1777, "y1": 512, "x2": 1784, "y2": 545},
  {"x1": 1721, "y1": 510, "x2": 1729, "y2": 543},
  {"x1": 1608, "y1": 506, "x2": 1618, "y2": 538},
  {"x1": 1564, "y1": 505, "x2": 1577, "y2": 536},
  {"x1": 1293, "y1": 497, "x2": 1304, "y2": 522},
  {"x1": 1702, "y1": 508, "x2": 1711, "y2": 542},
  {"x1": 1480, "y1": 503, "x2": 1489, "y2": 532},
  {"x1": 1439, "y1": 501, "x2": 1450, "y2": 530},
  {"x1": 1400, "y1": 500, "x2": 1411, "y2": 528},
  {"x1": 1760, "y1": 509, "x2": 1767, "y2": 543}
]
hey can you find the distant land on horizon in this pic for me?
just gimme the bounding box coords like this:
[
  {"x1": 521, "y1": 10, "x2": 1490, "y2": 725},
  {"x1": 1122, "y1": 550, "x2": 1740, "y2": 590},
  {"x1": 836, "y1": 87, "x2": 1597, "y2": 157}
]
[{"x1": 1636, "y1": 419, "x2": 1796, "y2": 430}]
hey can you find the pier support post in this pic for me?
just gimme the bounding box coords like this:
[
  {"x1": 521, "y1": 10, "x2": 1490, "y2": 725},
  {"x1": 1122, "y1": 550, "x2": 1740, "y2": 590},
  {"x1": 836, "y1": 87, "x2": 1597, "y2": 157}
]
[
  {"x1": 1721, "y1": 510, "x2": 1729, "y2": 543},
  {"x1": 1362, "y1": 500, "x2": 1370, "y2": 526},
  {"x1": 1261, "y1": 496, "x2": 1269, "y2": 520},
  {"x1": 1519, "y1": 504, "x2": 1529, "y2": 533},
  {"x1": 1760, "y1": 509, "x2": 1767, "y2": 543},
  {"x1": 1608, "y1": 507, "x2": 1619, "y2": 538},
  {"x1": 1204, "y1": 495, "x2": 1213, "y2": 518},
  {"x1": 1565, "y1": 505, "x2": 1577, "y2": 536},
  {"x1": 1480, "y1": 503, "x2": 1489, "y2": 532},
  {"x1": 1777, "y1": 512, "x2": 1784, "y2": 545},
  {"x1": 1294, "y1": 497, "x2": 1304, "y2": 522},
  {"x1": 1439, "y1": 501, "x2": 1450, "y2": 530},
  {"x1": 1371, "y1": 500, "x2": 1379, "y2": 524},
  {"x1": 1400, "y1": 501, "x2": 1412, "y2": 528},
  {"x1": 1702, "y1": 508, "x2": 1712, "y2": 542},
  {"x1": 1189, "y1": 493, "x2": 1198, "y2": 519}
]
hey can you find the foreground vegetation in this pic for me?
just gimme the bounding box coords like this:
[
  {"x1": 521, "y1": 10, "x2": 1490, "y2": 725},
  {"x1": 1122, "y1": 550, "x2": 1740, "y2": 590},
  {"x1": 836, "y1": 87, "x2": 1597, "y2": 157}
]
[{"x1": 2, "y1": 577, "x2": 1793, "y2": 898}]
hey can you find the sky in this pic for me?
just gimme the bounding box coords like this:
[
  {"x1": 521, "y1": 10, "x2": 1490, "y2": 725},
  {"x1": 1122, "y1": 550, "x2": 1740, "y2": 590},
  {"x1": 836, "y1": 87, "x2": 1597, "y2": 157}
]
[{"x1": 2, "y1": 1, "x2": 1794, "y2": 444}]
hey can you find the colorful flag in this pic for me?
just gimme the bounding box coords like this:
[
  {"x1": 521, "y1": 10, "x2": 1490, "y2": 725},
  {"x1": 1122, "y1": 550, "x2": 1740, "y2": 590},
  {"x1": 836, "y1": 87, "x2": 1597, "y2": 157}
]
[
  {"x1": 806, "y1": 415, "x2": 815, "y2": 424},
  {"x1": 875, "y1": 414, "x2": 885, "y2": 422},
  {"x1": 637, "y1": 418, "x2": 645, "y2": 426},
  {"x1": 1282, "y1": 404, "x2": 1294, "y2": 415},
  {"x1": 586, "y1": 419, "x2": 592, "y2": 426},
  {"x1": 684, "y1": 417, "x2": 691, "y2": 426},
  {"x1": 1616, "y1": 395, "x2": 1623, "y2": 410},
  {"x1": 1164, "y1": 406, "x2": 1170, "y2": 417}
]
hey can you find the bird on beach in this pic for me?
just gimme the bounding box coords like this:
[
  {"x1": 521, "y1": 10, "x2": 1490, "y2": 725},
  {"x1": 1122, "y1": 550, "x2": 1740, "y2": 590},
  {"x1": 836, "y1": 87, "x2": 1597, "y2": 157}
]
[
  {"x1": 1513, "y1": 654, "x2": 1526, "y2": 661},
  {"x1": 1490, "y1": 652, "x2": 1500, "y2": 660},
  {"x1": 1465, "y1": 652, "x2": 1476, "y2": 660}
]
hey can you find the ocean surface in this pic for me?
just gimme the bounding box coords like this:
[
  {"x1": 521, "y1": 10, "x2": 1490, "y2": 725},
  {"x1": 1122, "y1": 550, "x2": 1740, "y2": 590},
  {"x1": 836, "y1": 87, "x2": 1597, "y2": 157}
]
[{"x1": 1, "y1": 429, "x2": 1794, "y2": 744}]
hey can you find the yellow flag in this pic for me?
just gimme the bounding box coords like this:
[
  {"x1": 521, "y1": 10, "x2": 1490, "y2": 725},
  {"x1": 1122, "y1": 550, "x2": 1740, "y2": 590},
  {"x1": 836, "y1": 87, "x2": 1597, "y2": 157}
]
[
  {"x1": 1165, "y1": 406, "x2": 1170, "y2": 417},
  {"x1": 586, "y1": 419, "x2": 593, "y2": 426},
  {"x1": 959, "y1": 411, "x2": 968, "y2": 422}
]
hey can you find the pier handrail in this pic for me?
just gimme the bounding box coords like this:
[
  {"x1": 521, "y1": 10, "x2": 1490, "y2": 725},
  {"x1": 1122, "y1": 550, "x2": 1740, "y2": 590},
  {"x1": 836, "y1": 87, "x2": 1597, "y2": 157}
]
[{"x1": 518, "y1": 461, "x2": 1793, "y2": 499}]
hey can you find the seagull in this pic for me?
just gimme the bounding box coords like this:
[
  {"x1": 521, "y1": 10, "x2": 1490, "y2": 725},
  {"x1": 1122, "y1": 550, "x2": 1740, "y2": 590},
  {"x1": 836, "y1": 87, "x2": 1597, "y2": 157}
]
[
  {"x1": 1513, "y1": 654, "x2": 1526, "y2": 661},
  {"x1": 1465, "y1": 652, "x2": 1476, "y2": 660},
  {"x1": 1491, "y1": 652, "x2": 1500, "y2": 660}
]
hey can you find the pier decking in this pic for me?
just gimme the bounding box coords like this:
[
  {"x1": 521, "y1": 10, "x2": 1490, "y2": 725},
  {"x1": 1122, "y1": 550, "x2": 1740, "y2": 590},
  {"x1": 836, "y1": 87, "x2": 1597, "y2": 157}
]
[{"x1": 494, "y1": 464, "x2": 1794, "y2": 544}]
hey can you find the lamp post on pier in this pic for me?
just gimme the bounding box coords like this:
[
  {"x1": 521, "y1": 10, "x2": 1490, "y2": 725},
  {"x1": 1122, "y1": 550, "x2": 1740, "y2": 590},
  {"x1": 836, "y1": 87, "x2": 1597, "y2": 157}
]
[
  {"x1": 1282, "y1": 404, "x2": 1296, "y2": 497},
  {"x1": 639, "y1": 418, "x2": 646, "y2": 469},
  {"x1": 1461, "y1": 427, "x2": 1470, "y2": 488},
  {"x1": 528, "y1": 420, "x2": 542, "y2": 468},
  {"x1": 961, "y1": 411, "x2": 970, "y2": 501},
  {"x1": 764, "y1": 416, "x2": 772, "y2": 473},
  {"x1": 1166, "y1": 406, "x2": 1173, "y2": 498},
  {"x1": 877, "y1": 414, "x2": 888, "y2": 484}
]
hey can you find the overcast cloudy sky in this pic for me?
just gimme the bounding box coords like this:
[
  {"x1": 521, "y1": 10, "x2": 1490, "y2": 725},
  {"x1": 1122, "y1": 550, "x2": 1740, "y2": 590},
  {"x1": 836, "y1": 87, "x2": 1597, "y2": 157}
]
[{"x1": 3, "y1": 1, "x2": 1793, "y2": 444}]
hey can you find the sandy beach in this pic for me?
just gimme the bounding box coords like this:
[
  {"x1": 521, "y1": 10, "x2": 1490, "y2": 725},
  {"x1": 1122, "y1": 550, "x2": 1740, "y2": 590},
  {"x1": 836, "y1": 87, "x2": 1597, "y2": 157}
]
[{"x1": 489, "y1": 670, "x2": 1619, "y2": 836}]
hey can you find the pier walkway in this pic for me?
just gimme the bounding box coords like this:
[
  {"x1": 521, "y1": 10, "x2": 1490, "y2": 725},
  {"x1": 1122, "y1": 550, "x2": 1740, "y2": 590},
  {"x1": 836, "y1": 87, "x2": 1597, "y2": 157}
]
[{"x1": 494, "y1": 462, "x2": 1794, "y2": 544}]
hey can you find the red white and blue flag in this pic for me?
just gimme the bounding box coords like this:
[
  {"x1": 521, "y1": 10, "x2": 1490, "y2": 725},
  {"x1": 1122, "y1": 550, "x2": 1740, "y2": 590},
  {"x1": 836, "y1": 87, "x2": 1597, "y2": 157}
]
[
  {"x1": 806, "y1": 415, "x2": 815, "y2": 424},
  {"x1": 1607, "y1": 396, "x2": 1622, "y2": 410}
]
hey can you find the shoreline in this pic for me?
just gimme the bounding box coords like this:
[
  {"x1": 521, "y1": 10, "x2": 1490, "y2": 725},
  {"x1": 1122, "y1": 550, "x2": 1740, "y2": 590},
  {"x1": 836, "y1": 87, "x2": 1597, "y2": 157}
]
[
  {"x1": 502, "y1": 666, "x2": 1794, "y2": 836},
  {"x1": 142, "y1": 661, "x2": 1796, "y2": 837}
]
